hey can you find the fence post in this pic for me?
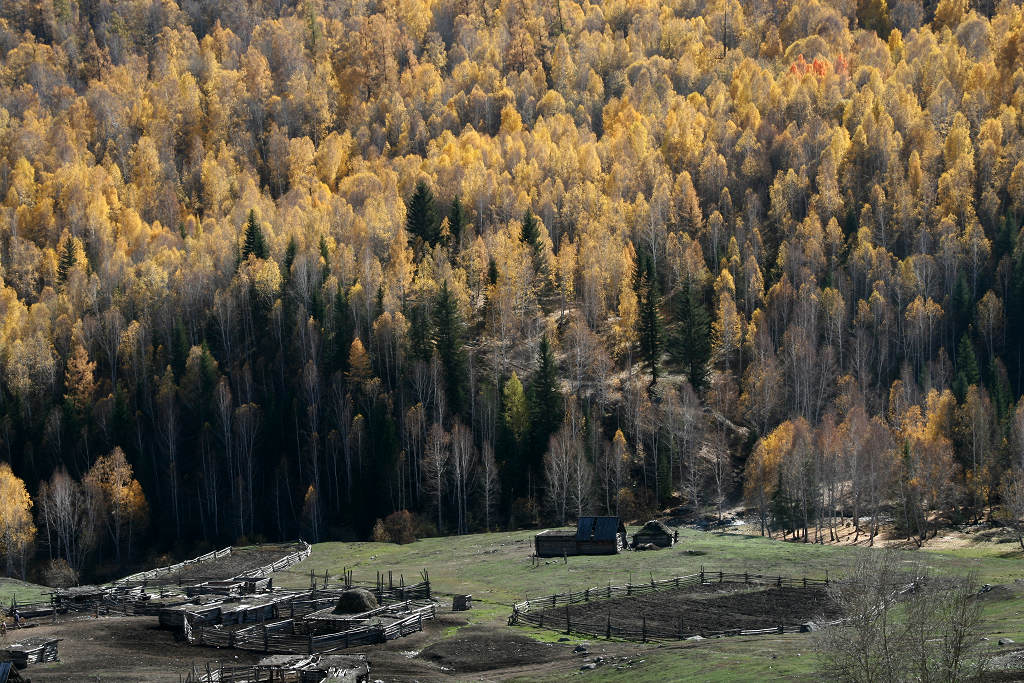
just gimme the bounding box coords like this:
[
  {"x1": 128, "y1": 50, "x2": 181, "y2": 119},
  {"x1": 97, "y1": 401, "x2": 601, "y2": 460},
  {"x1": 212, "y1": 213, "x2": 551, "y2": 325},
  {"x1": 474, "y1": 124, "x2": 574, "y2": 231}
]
[
  {"x1": 778, "y1": 624, "x2": 783, "y2": 634},
  {"x1": 700, "y1": 566, "x2": 704, "y2": 583},
  {"x1": 803, "y1": 577, "x2": 807, "y2": 588},
  {"x1": 606, "y1": 613, "x2": 611, "y2": 639},
  {"x1": 719, "y1": 571, "x2": 723, "y2": 583},
  {"x1": 262, "y1": 624, "x2": 268, "y2": 653},
  {"x1": 745, "y1": 572, "x2": 748, "y2": 584},
  {"x1": 585, "y1": 588, "x2": 589, "y2": 602},
  {"x1": 642, "y1": 615, "x2": 647, "y2": 643}
]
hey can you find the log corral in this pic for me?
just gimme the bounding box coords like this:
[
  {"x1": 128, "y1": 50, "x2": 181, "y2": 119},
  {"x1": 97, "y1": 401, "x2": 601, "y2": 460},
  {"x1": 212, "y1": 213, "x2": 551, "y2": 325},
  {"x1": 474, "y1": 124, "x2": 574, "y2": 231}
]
[{"x1": 509, "y1": 570, "x2": 837, "y2": 642}]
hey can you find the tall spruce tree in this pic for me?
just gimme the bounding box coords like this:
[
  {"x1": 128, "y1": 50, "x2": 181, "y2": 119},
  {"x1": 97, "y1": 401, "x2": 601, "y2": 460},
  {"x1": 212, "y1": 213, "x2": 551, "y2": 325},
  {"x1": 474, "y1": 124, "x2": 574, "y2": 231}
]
[
  {"x1": 528, "y1": 335, "x2": 563, "y2": 472},
  {"x1": 635, "y1": 255, "x2": 664, "y2": 387},
  {"x1": 330, "y1": 288, "x2": 354, "y2": 374},
  {"x1": 669, "y1": 282, "x2": 712, "y2": 392},
  {"x1": 406, "y1": 181, "x2": 439, "y2": 247},
  {"x1": 520, "y1": 211, "x2": 546, "y2": 281},
  {"x1": 242, "y1": 209, "x2": 268, "y2": 259},
  {"x1": 448, "y1": 196, "x2": 465, "y2": 250},
  {"x1": 953, "y1": 332, "x2": 981, "y2": 401},
  {"x1": 57, "y1": 235, "x2": 77, "y2": 284},
  {"x1": 433, "y1": 280, "x2": 468, "y2": 417}
]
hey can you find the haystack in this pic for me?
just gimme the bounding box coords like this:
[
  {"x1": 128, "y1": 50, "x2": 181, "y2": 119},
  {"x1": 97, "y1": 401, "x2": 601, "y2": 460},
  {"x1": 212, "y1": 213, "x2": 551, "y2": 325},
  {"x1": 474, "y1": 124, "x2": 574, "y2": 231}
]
[{"x1": 333, "y1": 588, "x2": 378, "y2": 614}]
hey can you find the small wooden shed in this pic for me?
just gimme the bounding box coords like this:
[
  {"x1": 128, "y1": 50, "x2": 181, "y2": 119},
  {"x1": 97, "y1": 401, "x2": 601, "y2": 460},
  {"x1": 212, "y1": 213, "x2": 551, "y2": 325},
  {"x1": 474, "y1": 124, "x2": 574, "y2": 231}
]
[{"x1": 632, "y1": 520, "x2": 676, "y2": 548}]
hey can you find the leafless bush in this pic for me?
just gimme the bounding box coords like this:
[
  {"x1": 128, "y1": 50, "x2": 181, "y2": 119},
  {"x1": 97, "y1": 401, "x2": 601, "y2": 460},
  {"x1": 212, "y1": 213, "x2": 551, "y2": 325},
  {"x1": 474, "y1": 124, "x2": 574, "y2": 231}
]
[{"x1": 817, "y1": 550, "x2": 987, "y2": 682}]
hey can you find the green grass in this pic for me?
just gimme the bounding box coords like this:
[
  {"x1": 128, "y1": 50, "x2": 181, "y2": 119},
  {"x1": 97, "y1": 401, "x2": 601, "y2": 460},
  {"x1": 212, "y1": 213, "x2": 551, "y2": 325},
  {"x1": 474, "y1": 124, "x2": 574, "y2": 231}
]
[
  {"x1": 274, "y1": 527, "x2": 1023, "y2": 602},
  {"x1": 270, "y1": 527, "x2": 1024, "y2": 681},
  {"x1": 0, "y1": 576, "x2": 50, "y2": 608}
]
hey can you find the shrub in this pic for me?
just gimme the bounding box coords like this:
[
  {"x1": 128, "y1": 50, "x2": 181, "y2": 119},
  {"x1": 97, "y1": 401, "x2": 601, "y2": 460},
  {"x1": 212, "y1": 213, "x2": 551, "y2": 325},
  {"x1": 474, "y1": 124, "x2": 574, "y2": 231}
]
[
  {"x1": 371, "y1": 510, "x2": 434, "y2": 544},
  {"x1": 43, "y1": 558, "x2": 79, "y2": 588}
]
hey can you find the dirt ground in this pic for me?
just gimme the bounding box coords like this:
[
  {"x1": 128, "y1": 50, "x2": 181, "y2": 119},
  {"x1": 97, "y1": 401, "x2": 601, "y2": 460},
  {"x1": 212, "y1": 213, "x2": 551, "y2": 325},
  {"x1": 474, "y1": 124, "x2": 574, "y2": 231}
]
[
  {"x1": 417, "y1": 625, "x2": 575, "y2": 673},
  {"x1": 6, "y1": 616, "x2": 265, "y2": 682},
  {"x1": 4, "y1": 608, "x2": 601, "y2": 682},
  {"x1": 157, "y1": 547, "x2": 295, "y2": 583},
  {"x1": 532, "y1": 585, "x2": 840, "y2": 638}
]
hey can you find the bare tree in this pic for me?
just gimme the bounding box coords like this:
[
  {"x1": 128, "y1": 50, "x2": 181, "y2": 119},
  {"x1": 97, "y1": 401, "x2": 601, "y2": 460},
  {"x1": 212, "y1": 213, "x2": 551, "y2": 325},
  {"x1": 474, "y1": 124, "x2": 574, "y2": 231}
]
[
  {"x1": 544, "y1": 423, "x2": 574, "y2": 524},
  {"x1": 479, "y1": 442, "x2": 500, "y2": 531},
  {"x1": 1000, "y1": 467, "x2": 1024, "y2": 551},
  {"x1": 234, "y1": 403, "x2": 262, "y2": 536},
  {"x1": 37, "y1": 467, "x2": 94, "y2": 573},
  {"x1": 818, "y1": 551, "x2": 987, "y2": 682},
  {"x1": 450, "y1": 421, "x2": 476, "y2": 535},
  {"x1": 423, "y1": 423, "x2": 450, "y2": 531}
]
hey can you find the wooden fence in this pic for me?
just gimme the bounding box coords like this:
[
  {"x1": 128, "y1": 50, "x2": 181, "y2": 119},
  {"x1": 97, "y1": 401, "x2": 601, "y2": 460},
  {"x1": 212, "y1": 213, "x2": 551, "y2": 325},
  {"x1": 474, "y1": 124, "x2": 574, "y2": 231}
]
[
  {"x1": 508, "y1": 569, "x2": 829, "y2": 642},
  {"x1": 114, "y1": 546, "x2": 233, "y2": 585},
  {"x1": 185, "y1": 603, "x2": 437, "y2": 655},
  {"x1": 236, "y1": 543, "x2": 312, "y2": 580}
]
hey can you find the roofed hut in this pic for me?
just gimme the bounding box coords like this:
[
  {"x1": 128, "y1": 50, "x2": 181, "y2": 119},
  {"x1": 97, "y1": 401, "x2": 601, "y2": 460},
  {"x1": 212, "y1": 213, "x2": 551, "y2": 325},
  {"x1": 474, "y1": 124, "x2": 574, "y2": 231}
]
[
  {"x1": 632, "y1": 520, "x2": 676, "y2": 548},
  {"x1": 534, "y1": 517, "x2": 626, "y2": 557}
]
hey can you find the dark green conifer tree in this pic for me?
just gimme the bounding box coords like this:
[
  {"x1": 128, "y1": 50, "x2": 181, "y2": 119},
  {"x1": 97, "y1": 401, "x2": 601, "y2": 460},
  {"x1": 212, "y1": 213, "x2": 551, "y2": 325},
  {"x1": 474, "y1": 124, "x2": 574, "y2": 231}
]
[
  {"x1": 330, "y1": 288, "x2": 354, "y2": 374},
  {"x1": 406, "y1": 181, "x2": 439, "y2": 247},
  {"x1": 528, "y1": 335, "x2": 563, "y2": 469},
  {"x1": 433, "y1": 280, "x2": 468, "y2": 417},
  {"x1": 669, "y1": 283, "x2": 712, "y2": 392},
  {"x1": 283, "y1": 235, "x2": 297, "y2": 281},
  {"x1": 57, "y1": 234, "x2": 77, "y2": 284},
  {"x1": 242, "y1": 209, "x2": 268, "y2": 259},
  {"x1": 953, "y1": 332, "x2": 981, "y2": 402},
  {"x1": 635, "y1": 256, "x2": 664, "y2": 387},
  {"x1": 408, "y1": 303, "x2": 434, "y2": 364},
  {"x1": 448, "y1": 196, "x2": 465, "y2": 250},
  {"x1": 519, "y1": 211, "x2": 548, "y2": 281}
]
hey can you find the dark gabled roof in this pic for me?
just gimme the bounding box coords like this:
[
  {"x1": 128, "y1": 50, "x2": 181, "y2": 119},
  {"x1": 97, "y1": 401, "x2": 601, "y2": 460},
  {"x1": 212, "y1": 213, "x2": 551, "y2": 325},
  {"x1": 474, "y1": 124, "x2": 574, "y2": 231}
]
[{"x1": 576, "y1": 517, "x2": 622, "y2": 541}]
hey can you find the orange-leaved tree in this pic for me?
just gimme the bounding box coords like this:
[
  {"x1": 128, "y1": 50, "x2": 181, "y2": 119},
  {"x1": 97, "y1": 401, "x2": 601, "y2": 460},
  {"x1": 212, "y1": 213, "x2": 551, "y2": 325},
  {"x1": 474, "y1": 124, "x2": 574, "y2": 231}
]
[
  {"x1": 0, "y1": 462, "x2": 36, "y2": 578},
  {"x1": 84, "y1": 448, "x2": 149, "y2": 562}
]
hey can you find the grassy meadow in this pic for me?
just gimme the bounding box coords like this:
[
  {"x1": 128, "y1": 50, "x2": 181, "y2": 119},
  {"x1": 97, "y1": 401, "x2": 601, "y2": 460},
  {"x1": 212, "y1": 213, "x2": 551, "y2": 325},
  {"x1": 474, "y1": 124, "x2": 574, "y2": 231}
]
[{"x1": 269, "y1": 526, "x2": 1024, "y2": 680}]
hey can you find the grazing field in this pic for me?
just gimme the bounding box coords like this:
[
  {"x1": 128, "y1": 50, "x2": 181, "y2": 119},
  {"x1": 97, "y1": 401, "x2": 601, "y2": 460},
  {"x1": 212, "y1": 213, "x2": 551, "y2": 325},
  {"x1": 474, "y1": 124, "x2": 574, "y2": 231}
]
[
  {"x1": 268, "y1": 526, "x2": 1024, "y2": 680},
  {"x1": 0, "y1": 577, "x2": 50, "y2": 609},
  {"x1": 7, "y1": 527, "x2": 1024, "y2": 681}
]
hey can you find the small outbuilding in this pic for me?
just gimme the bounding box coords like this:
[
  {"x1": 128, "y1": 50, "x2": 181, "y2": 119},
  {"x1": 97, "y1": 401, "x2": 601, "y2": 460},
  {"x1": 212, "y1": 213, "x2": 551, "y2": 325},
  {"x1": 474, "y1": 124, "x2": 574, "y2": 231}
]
[
  {"x1": 534, "y1": 517, "x2": 626, "y2": 557},
  {"x1": 632, "y1": 520, "x2": 676, "y2": 548}
]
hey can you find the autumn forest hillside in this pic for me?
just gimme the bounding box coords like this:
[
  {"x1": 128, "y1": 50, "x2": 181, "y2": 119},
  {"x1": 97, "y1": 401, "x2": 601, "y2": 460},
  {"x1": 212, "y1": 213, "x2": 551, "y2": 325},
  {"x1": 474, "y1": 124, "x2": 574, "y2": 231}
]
[{"x1": 2, "y1": 0, "x2": 1024, "y2": 579}]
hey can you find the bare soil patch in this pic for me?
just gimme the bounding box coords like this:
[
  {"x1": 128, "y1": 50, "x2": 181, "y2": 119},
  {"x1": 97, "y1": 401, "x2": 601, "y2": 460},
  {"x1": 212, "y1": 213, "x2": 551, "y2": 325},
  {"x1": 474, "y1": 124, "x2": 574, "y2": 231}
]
[
  {"x1": 166, "y1": 547, "x2": 292, "y2": 583},
  {"x1": 532, "y1": 585, "x2": 840, "y2": 638},
  {"x1": 11, "y1": 616, "x2": 263, "y2": 682},
  {"x1": 416, "y1": 625, "x2": 575, "y2": 673}
]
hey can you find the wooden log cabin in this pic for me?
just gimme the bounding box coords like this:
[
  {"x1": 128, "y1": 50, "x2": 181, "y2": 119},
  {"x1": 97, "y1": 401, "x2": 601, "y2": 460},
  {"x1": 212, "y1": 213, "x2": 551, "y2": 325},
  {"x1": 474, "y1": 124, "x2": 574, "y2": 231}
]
[
  {"x1": 631, "y1": 520, "x2": 677, "y2": 548},
  {"x1": 534, "y1": 517, "x2": 626, "y2": 557}
]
